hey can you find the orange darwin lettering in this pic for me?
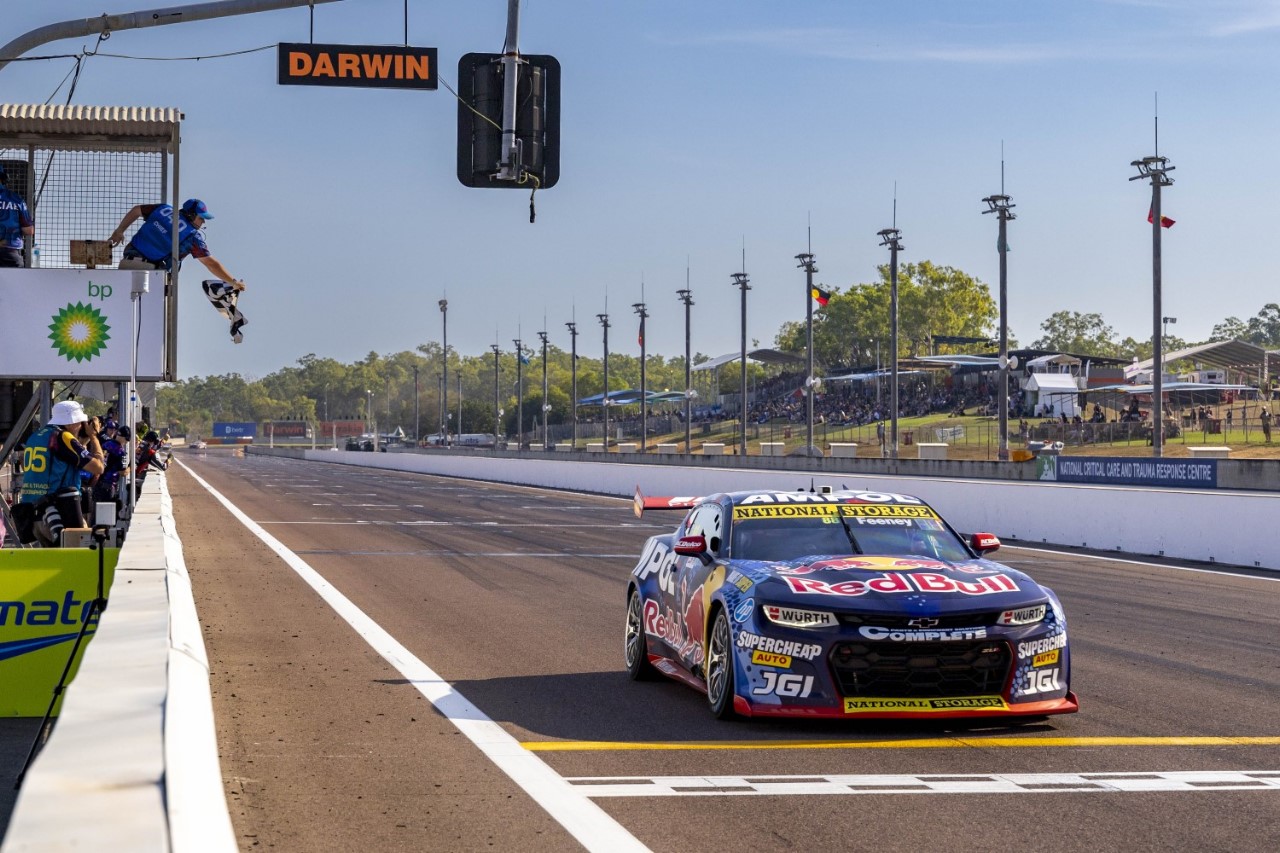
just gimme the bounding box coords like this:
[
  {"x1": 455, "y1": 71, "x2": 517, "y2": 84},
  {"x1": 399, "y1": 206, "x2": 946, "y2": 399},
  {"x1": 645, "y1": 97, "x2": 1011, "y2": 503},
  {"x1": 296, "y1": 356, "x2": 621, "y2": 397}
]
[
  {"x1": 288, "y1": 52, "x2": 312, "y2": 76},
  {"x1": 405, "y1": 54, "x2": 430, "y2": 80},
  {"x1": 337, "y1": 53, "x2": 360, "y2": 78},
  {"x1": 362, "y1": 53, "x2": 393, "y2": 77},
  {"x1": 311, "y1": 53, "x2": 336, "y2": 77}
]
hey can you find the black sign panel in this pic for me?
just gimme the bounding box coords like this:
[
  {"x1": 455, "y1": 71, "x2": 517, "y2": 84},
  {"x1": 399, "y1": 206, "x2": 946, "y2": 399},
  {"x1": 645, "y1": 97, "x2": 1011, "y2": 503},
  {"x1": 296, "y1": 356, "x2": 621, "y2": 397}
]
[{"x1": 278, "y1": 43, "x2": 437, "y2": 90}]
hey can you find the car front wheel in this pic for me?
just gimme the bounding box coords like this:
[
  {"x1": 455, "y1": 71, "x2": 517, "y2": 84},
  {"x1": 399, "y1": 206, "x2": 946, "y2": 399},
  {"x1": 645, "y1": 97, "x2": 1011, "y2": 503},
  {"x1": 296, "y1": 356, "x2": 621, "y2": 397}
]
[
  {"x1": 705, "y1": 608, "x2": 737, "y2": 719},
  {"x1": 624, "y1": 589, "x2": 657, "y2": 681}
]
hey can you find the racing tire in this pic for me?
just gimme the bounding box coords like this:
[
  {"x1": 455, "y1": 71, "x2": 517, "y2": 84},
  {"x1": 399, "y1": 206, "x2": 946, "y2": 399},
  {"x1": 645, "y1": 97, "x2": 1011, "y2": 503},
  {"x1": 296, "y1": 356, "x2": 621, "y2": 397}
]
[
  {"x1": 705, "y1": 608, "x2": 738, "y2": 720},
  {"x1": 624, "y1": 589, "x2": 658, "y2": 681}
]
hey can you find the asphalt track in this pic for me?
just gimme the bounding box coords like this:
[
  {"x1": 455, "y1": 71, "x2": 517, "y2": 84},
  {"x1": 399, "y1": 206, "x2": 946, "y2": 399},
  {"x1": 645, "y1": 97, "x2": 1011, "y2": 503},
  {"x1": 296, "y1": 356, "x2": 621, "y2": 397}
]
[{"x1": 167, "y1": 450, "x2": 1280, "y2": 852}]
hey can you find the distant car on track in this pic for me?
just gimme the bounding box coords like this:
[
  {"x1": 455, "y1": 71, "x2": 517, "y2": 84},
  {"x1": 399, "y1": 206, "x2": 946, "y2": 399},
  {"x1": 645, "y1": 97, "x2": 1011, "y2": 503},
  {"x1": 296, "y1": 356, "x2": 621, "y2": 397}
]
[{"x1": 625, "y1": 487, "x2": 1078, "y2": 720}]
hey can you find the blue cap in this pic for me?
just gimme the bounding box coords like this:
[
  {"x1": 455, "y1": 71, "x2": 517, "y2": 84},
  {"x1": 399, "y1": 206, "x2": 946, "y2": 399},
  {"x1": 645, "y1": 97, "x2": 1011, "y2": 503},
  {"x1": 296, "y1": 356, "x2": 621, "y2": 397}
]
[{"x1": 181, "y1": 198, "x2": 213, "y2": 220}]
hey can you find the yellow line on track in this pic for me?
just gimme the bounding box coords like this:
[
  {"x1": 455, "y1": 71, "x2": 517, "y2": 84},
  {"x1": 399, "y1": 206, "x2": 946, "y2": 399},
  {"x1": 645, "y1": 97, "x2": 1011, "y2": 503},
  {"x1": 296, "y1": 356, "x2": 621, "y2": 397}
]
[{"x1": 521, "y1": 736, "x2": 1280, "y2": 752}]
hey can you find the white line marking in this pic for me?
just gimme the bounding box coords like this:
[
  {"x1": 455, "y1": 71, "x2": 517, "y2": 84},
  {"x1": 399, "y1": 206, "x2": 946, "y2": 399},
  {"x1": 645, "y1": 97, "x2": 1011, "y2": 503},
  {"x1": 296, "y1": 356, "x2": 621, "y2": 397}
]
[
  {"x1": 566, "y1": 771, "x2": 1280, "y2": 797},
  {"x1": 176, "y1": 459, "x2": 650, "y2": 853},
  {"x1": 1005, "y1": 545, "x2": 1280, "y2": 582}
]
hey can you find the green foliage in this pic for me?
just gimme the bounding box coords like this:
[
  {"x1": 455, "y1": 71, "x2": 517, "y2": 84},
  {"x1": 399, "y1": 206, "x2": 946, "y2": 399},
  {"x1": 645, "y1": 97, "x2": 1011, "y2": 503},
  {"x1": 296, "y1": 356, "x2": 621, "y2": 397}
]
[{"x1": 1031, "y1": 310, "x2": 1120, "y2": 356}]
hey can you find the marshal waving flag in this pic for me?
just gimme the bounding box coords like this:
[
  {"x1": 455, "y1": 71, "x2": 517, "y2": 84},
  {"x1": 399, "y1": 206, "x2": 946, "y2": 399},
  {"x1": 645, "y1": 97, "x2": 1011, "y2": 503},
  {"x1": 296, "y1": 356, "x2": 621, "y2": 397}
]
[
  {"x1": 1147, "y1": 207, "x2": 1175, "y2": 228},
  {"x1": 811, "y1": 286, "x2": 832, "y2": 306}
]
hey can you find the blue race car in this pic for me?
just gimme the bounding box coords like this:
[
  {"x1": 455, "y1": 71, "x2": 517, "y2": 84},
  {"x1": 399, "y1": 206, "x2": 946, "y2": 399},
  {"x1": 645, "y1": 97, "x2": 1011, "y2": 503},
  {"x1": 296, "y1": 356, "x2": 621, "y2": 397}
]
[{"x1": 625, "y1": 487, "x2": 1078, "y2": 720}]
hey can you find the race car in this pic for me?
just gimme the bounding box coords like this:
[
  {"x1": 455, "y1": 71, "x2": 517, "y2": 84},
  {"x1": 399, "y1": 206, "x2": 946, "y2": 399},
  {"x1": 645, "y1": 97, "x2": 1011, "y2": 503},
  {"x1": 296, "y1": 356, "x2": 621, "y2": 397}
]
[{"x1": 624, "y1": 487, "x2": 1078, "y2": 720}]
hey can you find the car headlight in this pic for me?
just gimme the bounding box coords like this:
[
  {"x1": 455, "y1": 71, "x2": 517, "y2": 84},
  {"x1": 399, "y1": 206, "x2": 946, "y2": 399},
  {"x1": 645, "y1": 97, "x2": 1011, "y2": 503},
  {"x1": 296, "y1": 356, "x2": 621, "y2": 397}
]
[
  {"x1": 997, "y1": 604, "x2": 1046, "y2": 626},
  {"x1": 763, "y1": 604, "x2": 838, "y2": 628}
]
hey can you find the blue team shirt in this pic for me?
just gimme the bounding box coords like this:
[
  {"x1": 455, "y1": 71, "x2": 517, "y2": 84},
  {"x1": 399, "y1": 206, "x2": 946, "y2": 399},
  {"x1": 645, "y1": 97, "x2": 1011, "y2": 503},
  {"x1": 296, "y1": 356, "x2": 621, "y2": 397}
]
[
  {"x1": 126, "y1": 204, "x2": 209, "y2": 271},
  {"x1": 19, "y1": 425, "x2": 93, "y2": 502},
  {"x1": 0, "y1": 186, "x2": 33, "y2": 250}
]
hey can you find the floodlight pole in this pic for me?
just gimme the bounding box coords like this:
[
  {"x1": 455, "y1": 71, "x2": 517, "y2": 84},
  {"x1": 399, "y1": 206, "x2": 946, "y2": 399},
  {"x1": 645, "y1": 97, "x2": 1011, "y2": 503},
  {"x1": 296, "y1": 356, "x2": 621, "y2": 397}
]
[
  {"x1": 796, "y1": 253, "x2": 818, "y2": 453},
  {"x1": 1130, "y1": 155, "x2": 1175, "y2": 458},
  {"x1": 1162, "y1": 316, "x2": 1177, "y2": 372},
  {"x1": 983, "y1": 193, "x2": 1016, "y2": 461},
  {"x1": 490, "y1": 344, "x2": 500, "y2": 448},
  {"x1": 731, "y1": 272, "x2": 751, "y2": 457},
  {"x1": 439, "y1": 298, "x2": 449, "y2": 446},
  {"x1": 413, "y1": 365, "x2": 420, "y2": 445},
  {"x1": 538, "y1": 330, "x2": 550, "y2": 447},
  {"x1": 512, "y1": 338, "x2": 522, "y2": 450},
  {"x1": 633, "y1": 302, "x2": 649, "y2": 452},
  {"x1": 598, "y1": 313, "x2": 611, "y2": 447},
  {"x1": 877, "y1": 229, "x2": 904, "y2": 460},
  {"x1": 677, "y1": 287, "x2": 694, "y2": 453},
  {"x1": 565, "y1": 321, "x2": 578, "y2": 448}
]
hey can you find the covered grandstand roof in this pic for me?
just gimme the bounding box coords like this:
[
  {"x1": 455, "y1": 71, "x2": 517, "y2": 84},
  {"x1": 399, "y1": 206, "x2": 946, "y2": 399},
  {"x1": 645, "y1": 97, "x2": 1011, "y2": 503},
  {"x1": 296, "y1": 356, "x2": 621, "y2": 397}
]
[
  {"x1": 692, "y1": 348, "x2": 805, "y2": 372},
  {"x1": 1127, "y1": 339, "x2": 1280, "y2": 378}
]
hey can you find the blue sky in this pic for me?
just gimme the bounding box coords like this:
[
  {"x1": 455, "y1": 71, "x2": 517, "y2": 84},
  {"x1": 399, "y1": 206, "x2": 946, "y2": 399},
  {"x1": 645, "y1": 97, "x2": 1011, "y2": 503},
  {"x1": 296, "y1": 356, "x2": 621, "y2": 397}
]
[{"x1": 4, "y1": 1, "x2": 1279, "y2": 378}]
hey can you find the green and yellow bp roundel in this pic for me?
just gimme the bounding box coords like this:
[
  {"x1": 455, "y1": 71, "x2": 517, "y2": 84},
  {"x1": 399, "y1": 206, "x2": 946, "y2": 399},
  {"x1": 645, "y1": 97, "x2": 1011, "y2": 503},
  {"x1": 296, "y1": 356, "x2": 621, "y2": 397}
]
[{"x1": 48, "y1": 302, "x2": 112, "y2": 362}]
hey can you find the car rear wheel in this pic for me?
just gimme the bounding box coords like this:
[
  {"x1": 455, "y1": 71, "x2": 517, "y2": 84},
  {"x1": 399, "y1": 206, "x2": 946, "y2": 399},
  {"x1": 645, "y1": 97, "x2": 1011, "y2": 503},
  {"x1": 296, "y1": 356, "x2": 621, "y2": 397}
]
[
  {"x1": 705, "y1": 609, "x2": 737, "y2": 719},
  {"x1": 625, "y1": 589, "x2": 658, "y2": 681}
]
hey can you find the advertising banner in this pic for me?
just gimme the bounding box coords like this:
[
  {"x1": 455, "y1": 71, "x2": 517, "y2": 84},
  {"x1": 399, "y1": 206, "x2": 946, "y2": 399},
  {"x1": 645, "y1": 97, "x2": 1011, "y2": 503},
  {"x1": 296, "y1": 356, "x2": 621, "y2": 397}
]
[
  {"x1": 0, "y1": 547, "x2": 118, "y2": 716},
  {"x1": 0, "y1": 268, "x2": 166, "y2": 380},
  {"x1": 1036, "y1": 455, "x2": 1218, "y2": 489},
  {"x1": 210, "y1": 422, "x2": 256, "y2": 443}
]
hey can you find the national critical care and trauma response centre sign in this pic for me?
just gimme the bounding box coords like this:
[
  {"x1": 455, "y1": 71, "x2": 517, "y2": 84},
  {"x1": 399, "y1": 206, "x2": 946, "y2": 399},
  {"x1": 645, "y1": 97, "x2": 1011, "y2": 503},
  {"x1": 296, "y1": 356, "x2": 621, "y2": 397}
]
[
  {"x1": 278, "y1": 43, "x2": 438, "y2": 89},
  {"x1": 1037, "y1": 455, "x2": 1218, "y2": 489}
]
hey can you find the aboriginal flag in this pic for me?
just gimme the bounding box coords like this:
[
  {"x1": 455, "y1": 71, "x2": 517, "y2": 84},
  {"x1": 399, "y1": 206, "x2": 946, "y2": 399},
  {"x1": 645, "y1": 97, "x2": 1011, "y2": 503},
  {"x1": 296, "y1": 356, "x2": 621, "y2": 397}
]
[
  {"x1": 811, "y1": 286, "x2": 832, "y2": 306},
  {"x1": 1147, "y1": 207, "x2": 1175, "y2": 228}
]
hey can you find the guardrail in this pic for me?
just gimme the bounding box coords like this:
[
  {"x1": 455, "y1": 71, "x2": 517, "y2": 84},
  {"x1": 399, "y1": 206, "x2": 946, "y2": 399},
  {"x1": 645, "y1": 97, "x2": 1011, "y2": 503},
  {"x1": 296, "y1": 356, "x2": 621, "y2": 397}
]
[{"x1": 2, "y1": 474, "x2": 235, "y2": 853}]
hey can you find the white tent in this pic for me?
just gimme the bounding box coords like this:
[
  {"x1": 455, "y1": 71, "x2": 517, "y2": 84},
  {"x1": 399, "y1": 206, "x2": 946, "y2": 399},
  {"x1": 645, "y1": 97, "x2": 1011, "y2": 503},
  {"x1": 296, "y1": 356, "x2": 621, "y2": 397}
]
[{"x1": 1025, "y1": 373, "x2": 1082, "y2": 417}]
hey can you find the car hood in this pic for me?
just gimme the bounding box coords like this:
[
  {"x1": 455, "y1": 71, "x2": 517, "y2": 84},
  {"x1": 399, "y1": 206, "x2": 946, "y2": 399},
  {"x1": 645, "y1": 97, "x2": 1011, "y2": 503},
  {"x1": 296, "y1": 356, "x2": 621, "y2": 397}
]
[{"x1": 737, "y1": 554, "x2": 1046, "y2": 615}]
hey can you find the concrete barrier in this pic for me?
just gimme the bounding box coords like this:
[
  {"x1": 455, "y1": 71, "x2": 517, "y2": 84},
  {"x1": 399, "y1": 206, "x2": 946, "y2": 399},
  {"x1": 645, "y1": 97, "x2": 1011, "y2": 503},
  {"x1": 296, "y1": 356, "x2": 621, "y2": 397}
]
[
  {"x1": 264, "y1": 447, "x2": 1280, "y2": 570},
  {"x1": 616, "y1": 443, "x2": 639, "y2": 453},
  {"x1": 1188, "y1": 446, "x2": 1230, "y2": 459},
  {"x1": 3, "y1": 473, "x2": 236, "y2": 853},
  {"x1": 702, "y1": 443, "x2": 725, "y2": 455},
  {"x1": 917, "y1": 443, "x2": 948, "y2": 460},
  {"x1": 830, "y1": 443, "x2": 858, "y2": 458},
  {"x1": 555, "y1": 443, "x2": 574, "y2": 452},
  {"x1": 655, "y1": 443, "x2": 679, "y2": 454},
  {"x1": 586, "y1": 443, "x2": 605, "y2": 453},
  {"x1": 759, "y1": 442, "x2": 784, "y2": 457}
]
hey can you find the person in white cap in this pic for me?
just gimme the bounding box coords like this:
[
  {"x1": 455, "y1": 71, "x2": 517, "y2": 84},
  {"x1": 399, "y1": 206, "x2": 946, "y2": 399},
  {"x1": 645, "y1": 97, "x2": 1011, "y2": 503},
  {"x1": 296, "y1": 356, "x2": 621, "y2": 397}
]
[{"x1": 17, "y1": 400, "x2": 105, "y2": 546}]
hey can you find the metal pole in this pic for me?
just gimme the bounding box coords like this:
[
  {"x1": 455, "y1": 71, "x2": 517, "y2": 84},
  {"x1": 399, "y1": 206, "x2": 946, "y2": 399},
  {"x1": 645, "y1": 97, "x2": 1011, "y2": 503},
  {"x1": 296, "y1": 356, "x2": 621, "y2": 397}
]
[
  {"x1": 878, "y1": 229, "x2": 904, "y2": 460},
  {"x1": 633, "y1": 302, "x2": 649, "y2": 452},
  {"x1": 497, "y1": 0, "x2": 522, "y2": 179},
  {"x1": 566, "y1": 321, "x2": 578, "y2": 448},
  {"x1": 458, "y1": 374, "x2": 463, "y2": 436},
  {"x1": 731, "y1": 272, "x2": 751, "y2": 457},
  {"x1": 513, "y1": 338, "x2": 523, "y2": 451},
  {"x1": 797, "y1": 253, "x2": 817, "y2": 453},
  {"x1": 1130, "y1": 155, "x2": 1174, "y2": 458},
  {"x1": 413, "y1": 366, "x2": 420, "y2": 445},
  {"x1": 0, "y1": 0, "x2": 344, "y2": 73},
  {"x1": 538, "y1": 330, "x2": 549, "y2": 448},
  {"x1": 598, "y1": 314, "x2": 610, "y2": 448},
  {"x1": 439, "y1": 298, "x2": 448, "y2": 446},
  {"x1": 678, "y1": 287, "x2": 694, "y2": 453},
  {"x1": 983, "y1": 194, "x2": 1016, "y2": 461},
  {"x1": 491, "y1": 344, "x2": 500, "y2": 448}
]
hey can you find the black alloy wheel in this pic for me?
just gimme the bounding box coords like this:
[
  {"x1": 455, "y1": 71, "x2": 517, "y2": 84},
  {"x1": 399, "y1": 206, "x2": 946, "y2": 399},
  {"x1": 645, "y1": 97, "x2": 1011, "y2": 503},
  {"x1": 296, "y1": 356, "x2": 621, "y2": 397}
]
[
  {"x1": 625, "y1": 589, "x2": 657, "y2": 680},
  {"x1": 705, "y1": 608, "x2": 737, "y2": 719}
]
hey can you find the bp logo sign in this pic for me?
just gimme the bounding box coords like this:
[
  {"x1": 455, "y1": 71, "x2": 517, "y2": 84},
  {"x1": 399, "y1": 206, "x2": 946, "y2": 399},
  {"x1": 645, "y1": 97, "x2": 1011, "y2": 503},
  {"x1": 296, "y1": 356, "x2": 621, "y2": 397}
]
[{"x1": 47, "y1": 302, "x2": 111, "y2": 362}]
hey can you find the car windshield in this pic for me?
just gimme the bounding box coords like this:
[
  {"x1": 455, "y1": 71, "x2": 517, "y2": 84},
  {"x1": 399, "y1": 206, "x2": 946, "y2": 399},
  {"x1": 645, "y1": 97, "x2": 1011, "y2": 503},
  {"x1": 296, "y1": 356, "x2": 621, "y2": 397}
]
[{"x1": 730, "y1": 513, "x2": 971, "y2": 562}]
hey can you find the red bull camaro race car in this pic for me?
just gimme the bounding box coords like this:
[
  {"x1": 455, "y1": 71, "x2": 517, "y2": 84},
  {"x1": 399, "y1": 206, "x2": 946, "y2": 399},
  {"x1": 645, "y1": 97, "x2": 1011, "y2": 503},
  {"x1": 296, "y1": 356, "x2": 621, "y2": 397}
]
[{"x1": 624, "y1": 487, "x2": 1078, "y2": 720}]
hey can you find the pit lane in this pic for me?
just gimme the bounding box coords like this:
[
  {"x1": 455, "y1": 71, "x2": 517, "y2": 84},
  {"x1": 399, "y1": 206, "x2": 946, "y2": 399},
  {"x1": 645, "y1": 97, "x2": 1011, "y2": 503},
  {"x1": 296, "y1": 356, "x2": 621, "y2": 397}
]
[{"x1": 170, "y1": 451, "x2": 1280, "y2": 852}]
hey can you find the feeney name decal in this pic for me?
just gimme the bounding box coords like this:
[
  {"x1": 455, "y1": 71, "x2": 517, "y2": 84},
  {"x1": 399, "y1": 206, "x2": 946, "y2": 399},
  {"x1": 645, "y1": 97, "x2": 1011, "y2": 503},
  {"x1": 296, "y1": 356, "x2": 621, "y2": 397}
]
[
  {"x1": 843, "y1": 696, "x2": 1008, "y2": 714},
  {"x1": 784, "y1": 572, "x2": 1019, "y2": 597},
  {"x1": 278, "y1": 43, "x2": 438, "y2": 90}
]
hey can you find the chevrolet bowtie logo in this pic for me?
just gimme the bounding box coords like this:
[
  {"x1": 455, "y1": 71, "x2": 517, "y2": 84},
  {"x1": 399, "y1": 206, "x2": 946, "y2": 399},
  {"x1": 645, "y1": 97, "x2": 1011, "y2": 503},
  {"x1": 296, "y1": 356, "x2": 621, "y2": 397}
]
[{"x1": 907, "y1": 617, "x2": 941, "y2": 628}]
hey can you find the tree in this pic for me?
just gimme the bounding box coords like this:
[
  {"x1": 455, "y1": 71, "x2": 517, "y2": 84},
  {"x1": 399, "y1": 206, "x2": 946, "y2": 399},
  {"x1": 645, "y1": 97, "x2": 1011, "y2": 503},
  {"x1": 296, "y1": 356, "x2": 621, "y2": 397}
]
[
  {"x1": 1209, "y1": 317, "x2": 1248, "y2": 343},
  {"x1": 1030, "y1": 311, "x2": 1120, "y2": 356}
]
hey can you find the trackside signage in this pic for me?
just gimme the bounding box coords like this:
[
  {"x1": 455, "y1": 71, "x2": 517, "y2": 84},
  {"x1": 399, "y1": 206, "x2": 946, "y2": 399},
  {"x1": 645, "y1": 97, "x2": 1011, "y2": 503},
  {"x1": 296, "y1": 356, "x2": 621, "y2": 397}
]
[
  {"x1": 1037, "y1": 455, "x2": 1218, "y2": 489},
  {"x1": 278, "y1": 43, "x2": 438, "y2": 90}
]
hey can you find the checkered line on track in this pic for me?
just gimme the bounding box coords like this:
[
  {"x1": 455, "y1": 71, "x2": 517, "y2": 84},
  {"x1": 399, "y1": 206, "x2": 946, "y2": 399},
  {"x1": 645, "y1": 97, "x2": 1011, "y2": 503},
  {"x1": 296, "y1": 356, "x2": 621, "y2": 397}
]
[{"x1": 567, "y1": 771, "x2": 1280, "y2": 797}]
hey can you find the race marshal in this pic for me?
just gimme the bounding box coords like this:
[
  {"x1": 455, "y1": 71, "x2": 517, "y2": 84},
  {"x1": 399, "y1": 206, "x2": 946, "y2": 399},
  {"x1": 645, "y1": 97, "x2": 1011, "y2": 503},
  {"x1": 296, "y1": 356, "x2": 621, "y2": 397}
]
[{"x1": 278, "y1": 43, "x2": 438, "y2": 90}]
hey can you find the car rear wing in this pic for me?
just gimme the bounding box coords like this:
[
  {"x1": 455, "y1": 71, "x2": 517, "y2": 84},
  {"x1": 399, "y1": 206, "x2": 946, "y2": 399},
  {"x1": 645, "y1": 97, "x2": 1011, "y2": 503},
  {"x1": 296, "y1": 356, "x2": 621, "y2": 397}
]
[{"x1": 633, "y1": 486, "x2": 704, "y2": 519}]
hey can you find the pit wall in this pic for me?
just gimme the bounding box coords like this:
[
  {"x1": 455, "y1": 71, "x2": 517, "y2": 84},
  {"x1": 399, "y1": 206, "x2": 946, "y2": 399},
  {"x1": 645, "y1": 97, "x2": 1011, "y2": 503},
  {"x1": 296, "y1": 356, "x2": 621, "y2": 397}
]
[
  {"x1": 256, "y1": 447, "x2": 1280, "y2": 571},
  {"x1": 2, "y1": 473, "x2": 236, "y2": 853}
]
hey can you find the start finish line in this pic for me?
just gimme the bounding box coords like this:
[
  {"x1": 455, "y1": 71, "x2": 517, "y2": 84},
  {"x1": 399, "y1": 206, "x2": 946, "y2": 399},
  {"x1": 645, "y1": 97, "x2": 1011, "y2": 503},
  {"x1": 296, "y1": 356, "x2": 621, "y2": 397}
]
[{"x1": 1037, "y1": 455, "x2": 1218, "y2": 488}]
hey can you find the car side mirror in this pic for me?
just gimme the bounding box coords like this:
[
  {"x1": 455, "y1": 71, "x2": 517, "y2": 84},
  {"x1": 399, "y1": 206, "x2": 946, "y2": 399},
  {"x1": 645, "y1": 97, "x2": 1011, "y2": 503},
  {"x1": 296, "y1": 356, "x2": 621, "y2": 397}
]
[
  {"x1": 673, "y1": 534, "x2": 707, "y2": 557},
  {"x1": 970, "y1": 532, "x2": 1001, "y2": 555}
]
